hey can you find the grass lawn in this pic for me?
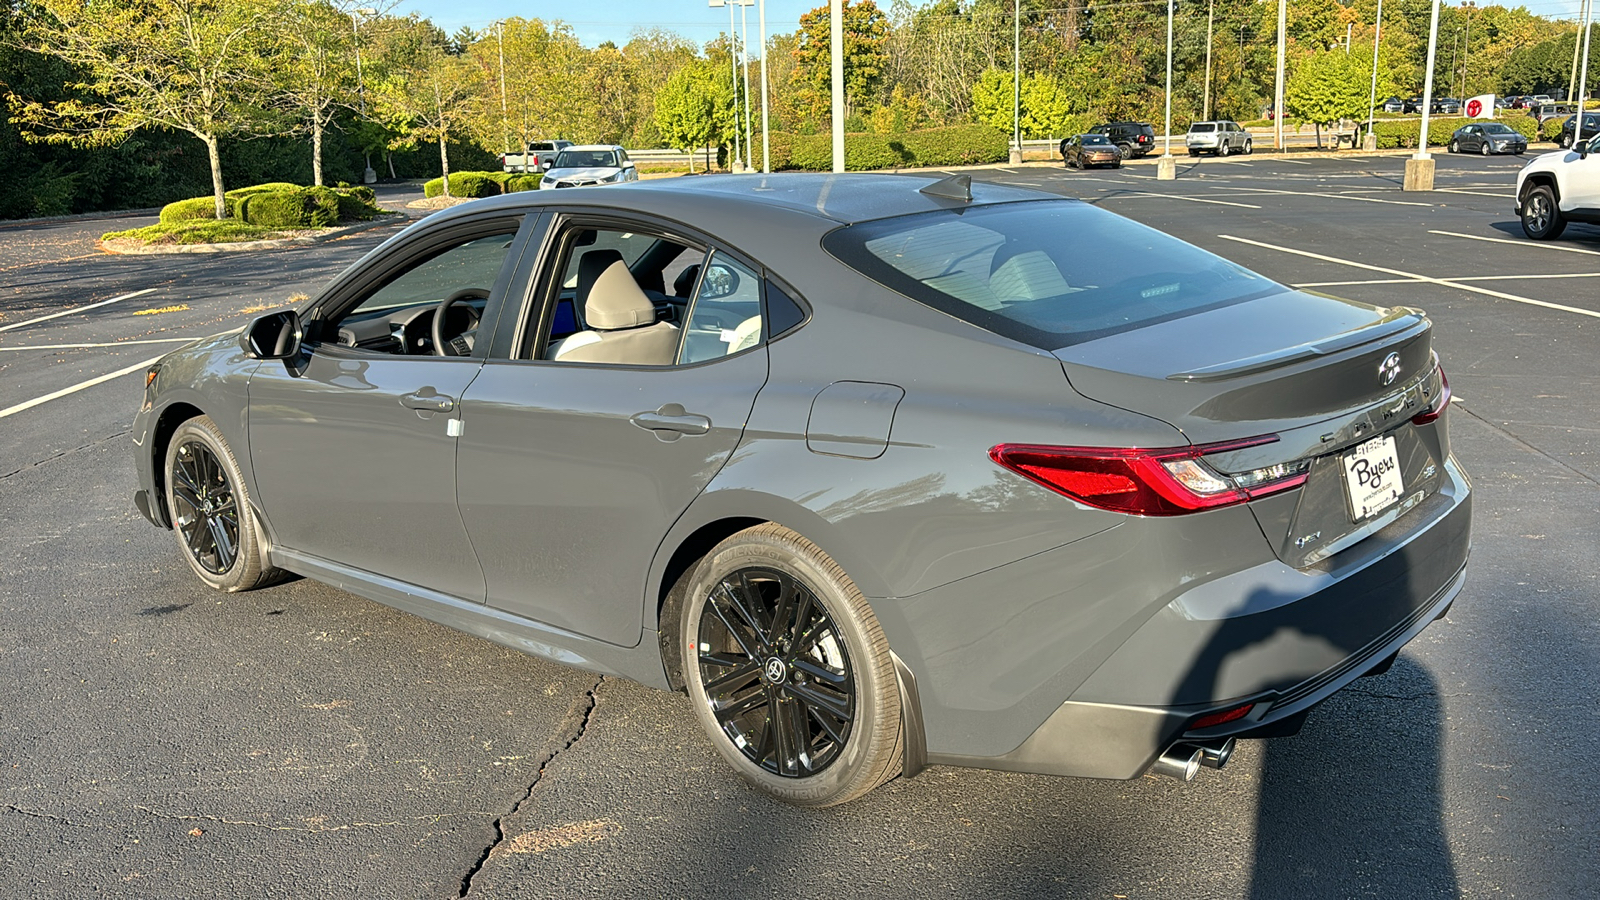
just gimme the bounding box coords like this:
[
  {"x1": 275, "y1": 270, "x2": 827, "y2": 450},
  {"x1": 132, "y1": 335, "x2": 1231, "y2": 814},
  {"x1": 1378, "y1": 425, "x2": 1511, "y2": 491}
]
[{"x1": 102, "y1": 219, "x2": 302, "y2": 246}]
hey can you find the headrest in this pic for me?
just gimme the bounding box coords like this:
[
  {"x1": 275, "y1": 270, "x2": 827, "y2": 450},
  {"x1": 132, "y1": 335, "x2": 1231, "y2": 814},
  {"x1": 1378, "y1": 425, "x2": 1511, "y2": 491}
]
[
  {"x1": 673, "y1": 263, "x2": 702, "y2": 298},
  {"x1": 584, "y1": 261, "x2": 657, "y2": 331},
  {"x1": 576, "y1": 249, "x2": 624, "y2": 304}
]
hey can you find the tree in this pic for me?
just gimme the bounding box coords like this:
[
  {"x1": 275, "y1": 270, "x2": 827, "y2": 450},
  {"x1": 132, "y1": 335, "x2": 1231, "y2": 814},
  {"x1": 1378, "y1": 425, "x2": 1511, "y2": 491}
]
[
  {"x1": 793, "y1": 0, "x2": 890, "y2": 122},
  {"x1": 1286, "y1": 50, "x2": 1389, "y2": 147},
  {"x1": 372, "y1": 29, "x2": 477, "y2": 196},
  {"x1": 276, "y1": 0, "x2": 362, "y2": 186},
  {"x1": 654, "y1": 59, "x2": 733, "y2": 172},
  {"x1": 9, "y1": 0, "x2": 280, "y2": 219}
]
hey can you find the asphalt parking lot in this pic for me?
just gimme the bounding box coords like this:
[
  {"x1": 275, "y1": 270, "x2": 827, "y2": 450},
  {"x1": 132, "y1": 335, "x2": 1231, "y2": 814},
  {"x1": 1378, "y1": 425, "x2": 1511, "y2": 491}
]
[{"x1": 1, "y1": 159, "x2": 1596, "y2": 899}]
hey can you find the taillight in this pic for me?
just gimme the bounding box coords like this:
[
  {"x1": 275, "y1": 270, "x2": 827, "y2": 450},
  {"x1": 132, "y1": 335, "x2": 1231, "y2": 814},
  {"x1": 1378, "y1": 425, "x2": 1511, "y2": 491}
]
[
  {"x1": 1190, "y1": 703, "x2": 1255, "y2": 730},
  {"x1": 1412, "y1": 366, "x2": 1451, "y2": 426},
  {"x1": 989, "y1": 435, "x2": 1308, "y2": 517}
]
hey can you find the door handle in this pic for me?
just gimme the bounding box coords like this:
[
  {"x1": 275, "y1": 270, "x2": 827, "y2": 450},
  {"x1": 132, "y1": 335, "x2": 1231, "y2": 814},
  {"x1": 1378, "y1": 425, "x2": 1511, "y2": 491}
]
[
  {"x1": 630, "y1": 404, "x2": 711, "y2": 439},
  {"x1": 400, "y1": 390, "x2": 455, "y2": 412}
]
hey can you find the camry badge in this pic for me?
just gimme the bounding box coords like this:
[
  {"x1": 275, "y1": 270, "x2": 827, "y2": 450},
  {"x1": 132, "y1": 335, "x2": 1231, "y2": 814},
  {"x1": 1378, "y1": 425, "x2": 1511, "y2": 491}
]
[{"x1": 1378, "y1": 352, "x2": 1402, "y2": 386}]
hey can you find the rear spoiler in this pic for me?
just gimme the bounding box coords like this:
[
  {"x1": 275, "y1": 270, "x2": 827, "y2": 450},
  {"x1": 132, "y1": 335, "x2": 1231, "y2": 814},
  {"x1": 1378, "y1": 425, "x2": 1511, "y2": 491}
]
[{"x1": 1168, "y1": 308, "x2": 1429, "y2": 383}]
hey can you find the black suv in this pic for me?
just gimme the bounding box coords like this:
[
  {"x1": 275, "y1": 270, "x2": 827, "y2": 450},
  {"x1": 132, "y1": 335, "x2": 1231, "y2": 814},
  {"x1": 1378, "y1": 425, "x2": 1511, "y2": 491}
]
[
  {"x1": 1089, "y1": 122, "x2": 1156, "y2": 158},
  {"x1": 1558, "y1": 113, "x2": 1600, "y2": 149}
]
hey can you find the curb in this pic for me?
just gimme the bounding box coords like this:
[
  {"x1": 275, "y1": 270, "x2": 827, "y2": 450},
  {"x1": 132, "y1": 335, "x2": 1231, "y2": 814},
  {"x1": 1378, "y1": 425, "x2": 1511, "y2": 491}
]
[
  {"x1": 0, "y1": 207, "x2": 163, "y2": 231},
  {"x1": 99, "y1": 215, "x2": 406, "y2": 255}
]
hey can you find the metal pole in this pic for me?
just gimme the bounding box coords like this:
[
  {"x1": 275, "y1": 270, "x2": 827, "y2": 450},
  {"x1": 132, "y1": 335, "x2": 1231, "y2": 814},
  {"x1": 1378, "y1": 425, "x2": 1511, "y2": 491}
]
[
  {"x1": 1460, "y1": 3, "x2": 1474, "y2": 100},
  {"x1": 831, "y1": 0, "x2": 843, "y2": 173},
  {"x1": 496, "y1": 22, "x2": 510, "y2": 158},
  {"x1": 759, "y1": 0, "x2": 770, "y2": 173},
  {"x1": 1274, "y1": 0, "x2": 1286, "y2": 151},
  {"x1": 1013, "y1": 0, "x2": 1021, "y2": 159},
  {"x1": 1579, "y1": 0, "x2": 1595, "y2": 145},
  {"x1": 1203, "y1": 0, "x2": 1214, "y2": 120},
  {"x1": 740, "y1": 0, "x2": 754, "y2": 171},
  {"x1": 1164, "y1": 0, "x2": 1174, "y2": 156},
  {"x1": 1346, "y1": 22, "x2": 1352, "y2": 52},
  {"x1": 1417, "y1": 0, "x2": 1443, "y2": 160},
  {"x1": 1570, "y1": 0, "x2": 1587, "y2": 104},
  {"x1": 729, "y1": 1, "x2": 740, "y2": 170},
  {"x1": 1367, "y1": 0, "x2": 1383, "y2": 140},
  {"x1": 352, "y1": 9, "x2": 373, "y2": 183}
]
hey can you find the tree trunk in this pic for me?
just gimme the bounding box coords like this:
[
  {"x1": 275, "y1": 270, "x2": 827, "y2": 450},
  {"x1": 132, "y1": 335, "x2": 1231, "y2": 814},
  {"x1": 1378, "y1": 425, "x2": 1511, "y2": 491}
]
[
  {"x1": 312, "y1": 113, "x2": 324, "y2": 187},
  {"x1": 439, "y1": 133, "x2": 451, "y2": 197},
  {"x1": 1314, "y1": 122, "x2": 1322, "y2": 149},
  {"x1": 387, "y1": 149, "x2": 397, "y2": 179},
  {"x1": 204, "y1": 133, "x2": 227, "y2": 219}
]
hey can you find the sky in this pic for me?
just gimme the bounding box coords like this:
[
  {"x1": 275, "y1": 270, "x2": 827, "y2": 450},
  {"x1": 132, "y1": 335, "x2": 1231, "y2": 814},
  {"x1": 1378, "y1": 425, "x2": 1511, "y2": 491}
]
[{"x1": 392, "y1": 0, "x2": 822, "y2": 49}]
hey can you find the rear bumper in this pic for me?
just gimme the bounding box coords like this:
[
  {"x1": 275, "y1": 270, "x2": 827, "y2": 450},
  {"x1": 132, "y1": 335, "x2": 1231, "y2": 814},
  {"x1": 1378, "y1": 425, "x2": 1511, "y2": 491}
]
[{"x1": 888, "y1": 454, "x2": 1471, "y2": 779}]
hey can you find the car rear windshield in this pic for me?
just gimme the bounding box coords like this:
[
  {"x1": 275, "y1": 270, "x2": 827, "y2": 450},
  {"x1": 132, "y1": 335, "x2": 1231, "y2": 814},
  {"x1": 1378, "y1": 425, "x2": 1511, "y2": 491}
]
[
  {"x1": 822, "y1": 200, "x2": 1281, "y2": 351},
  {"x1": 553, "y1": 150, "x2": 617, "y2": 168},
  {"x1": 1189, "y1": 123, "x2": 1216, "y2": 132},
  {"x1": 1082, "y1": 135, "x2": 1112, "y2": 144}
]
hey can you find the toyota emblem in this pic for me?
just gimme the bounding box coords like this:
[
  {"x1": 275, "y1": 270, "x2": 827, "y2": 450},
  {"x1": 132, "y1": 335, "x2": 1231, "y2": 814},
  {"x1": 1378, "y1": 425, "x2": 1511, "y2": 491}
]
[
  {"x1": 1466, "y1": 98, "x2": 1483, "y2": 117},
  {"x1": 763, "y1": 657, "x2": 788, "y2": 684},
  {"x1": 1378, "y1": 352, "x2": 1402, "y2": 386}
]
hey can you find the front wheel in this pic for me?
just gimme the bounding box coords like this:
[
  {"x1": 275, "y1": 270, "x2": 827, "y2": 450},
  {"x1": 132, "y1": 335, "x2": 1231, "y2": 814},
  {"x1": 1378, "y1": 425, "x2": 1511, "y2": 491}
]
[
  {"x1": 680, "y1": 524, "x2": 902, "y2": 807},
  {"x1": 1480, "y1": 142, "x2": 1491, "y2": 156},
  {"x1": 1448, "y1": 140, "x2": 1459, "y2": 153},
  {"x1": 1243, "y1": 139, "x2": 1253, "y2": 155},
  {"x1": 1520, "y1": 185, "x2": 1567, "y2": 241},
  {"x1": 164, "y1": 416, "x2": 281, "y2": 591}
]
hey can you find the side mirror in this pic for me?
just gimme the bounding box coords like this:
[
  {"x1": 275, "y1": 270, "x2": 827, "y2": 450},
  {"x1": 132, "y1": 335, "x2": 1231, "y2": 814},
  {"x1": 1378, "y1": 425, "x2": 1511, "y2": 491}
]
[
  {"x1": 698, "y1": 264, "x2": 740, "y2": 300},
  {"x1": 241, "y1": 310, "x2": 301, "y2": 360},
  {"x1": 542, "y1": 159, "x2": 554, "y2": 171}
]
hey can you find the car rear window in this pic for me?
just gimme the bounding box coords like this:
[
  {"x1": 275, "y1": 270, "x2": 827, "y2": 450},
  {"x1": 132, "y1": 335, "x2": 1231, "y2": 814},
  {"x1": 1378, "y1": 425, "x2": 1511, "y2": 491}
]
[
  {"x1": 554, "y1": 150, "x2": 618, "y2": 168},
  {"x1": 822, "y1": 200, "x2": 1280, "y2": 351},
  {"x1": 1190, "y1": 123, "x2": 1216, "y2": 132}
]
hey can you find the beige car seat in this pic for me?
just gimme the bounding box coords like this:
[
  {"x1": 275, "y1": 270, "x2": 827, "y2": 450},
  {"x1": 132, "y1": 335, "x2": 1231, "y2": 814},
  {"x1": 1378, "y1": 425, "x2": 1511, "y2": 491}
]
[{"x1": 547, "y1": 261, "x2": 680, "y2": 365}]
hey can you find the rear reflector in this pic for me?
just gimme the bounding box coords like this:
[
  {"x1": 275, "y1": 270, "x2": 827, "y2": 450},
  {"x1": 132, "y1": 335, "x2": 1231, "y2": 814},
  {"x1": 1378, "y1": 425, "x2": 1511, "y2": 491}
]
[
  {"x1": 1411, "y1": 366, "x2": 1451, "y2": 426},
  {"x1": 989, "y1": 435, "x2": 1307, "y2": 517},
  {"x1": 1190, "y1": 703, "x2": 1255, "y2": 730}
]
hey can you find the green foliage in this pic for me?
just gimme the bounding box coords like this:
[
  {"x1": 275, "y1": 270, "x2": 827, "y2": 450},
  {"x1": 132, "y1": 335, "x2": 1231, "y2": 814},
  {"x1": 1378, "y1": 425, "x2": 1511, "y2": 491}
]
[
  {"x1": 159, "y1": 196, "x2": 218, "y2": 224},
  {"x1": 157, "y1": 182, "x2": 380, "y2": 228},
  {"x1": 1286, "y1": 51, "x2": 1389, "y2": 128},
  {"x1": 505, "y1": 174, "x2": 542, "y2": 192},
  {"x1": 102, "y1": 219, "x2": 286, "y2": 245},
  {"x1": 423, "y1": 171, "x2": 504, "y2": 198},
  {"x1": 1371, "y1": 115, "x2": 1539, "y2": 149},
  {"x1": 653, "y1": 59, "x2": 733, "y2": 168},
  {"x1": 971, "y1": 69, "x2": 1091, "y2": 139},
  {"x1": 793, "y1": 0, "x2": 890, "y2": 120},
  {"x1": 768, "y1": 124, "x2": 1008, "y2": 171}
]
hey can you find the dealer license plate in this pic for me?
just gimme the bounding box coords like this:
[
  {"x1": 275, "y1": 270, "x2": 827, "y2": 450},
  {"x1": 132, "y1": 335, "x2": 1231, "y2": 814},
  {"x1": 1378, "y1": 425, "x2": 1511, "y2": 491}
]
[{"x1": 1343, "y1": 434, "x2": 1404, "y2": 521}]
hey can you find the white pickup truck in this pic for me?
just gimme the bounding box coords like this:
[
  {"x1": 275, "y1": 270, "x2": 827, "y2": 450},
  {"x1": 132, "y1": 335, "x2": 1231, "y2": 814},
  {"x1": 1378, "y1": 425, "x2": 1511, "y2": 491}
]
[
  {"x1": 1516, "y1": 134, "x2": 1600, "y2": 240},
  {"x1": 501, "y1": 140, "x2": 573, "y2": 174}
]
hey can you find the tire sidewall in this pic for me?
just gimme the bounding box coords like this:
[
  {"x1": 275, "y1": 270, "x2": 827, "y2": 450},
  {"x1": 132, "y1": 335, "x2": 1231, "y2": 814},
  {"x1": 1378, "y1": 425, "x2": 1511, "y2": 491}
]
[
  {"x1": 1521, "y1": 187, "x2": 1564, "y2": 240},
  {"x1": 164, "y1": 417, "x2": 264, "y2": 592},
  {"x1": 679, "y1": 529, "x2": 899, "y2": 807}
]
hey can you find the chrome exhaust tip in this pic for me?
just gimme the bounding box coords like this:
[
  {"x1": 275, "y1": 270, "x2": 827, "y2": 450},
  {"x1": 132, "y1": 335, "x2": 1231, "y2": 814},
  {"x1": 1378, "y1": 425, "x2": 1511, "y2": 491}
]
[
  {"x1": 1148, "y1": 745, "x2": 1203, "y2": 782},
  {"x1": 1196, "y1": 737, "x2": 1236, "y2": 770}
]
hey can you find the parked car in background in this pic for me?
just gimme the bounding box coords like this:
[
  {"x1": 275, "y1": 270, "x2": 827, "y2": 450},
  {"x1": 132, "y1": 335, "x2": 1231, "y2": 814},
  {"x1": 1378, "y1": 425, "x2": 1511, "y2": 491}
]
[
  {"x1": 539, "y1": 145, "x2": 638, "y2": 190},
  {"x1": 1531, "y1": 94, "x2": 1554, "y2": 105},
  {"x1": 1089, "y1": 121, "x2": 1156, "y2": 158},
  {"x1": 1507, "y1": 95, "x2": 1529, "y2": 109},
  {"x1": 1535, "y1": 102, "x2": 1578, "y2": 128},
  {"x1": 501, "y1": 140, "x2": 573, "y2": 174},
  {"x1": 1517, "y1": 133, "x2": 1600, "y2": 239},
  {"x1": 1060, "y1": 133, "x2": 1123, "y2": 168},
  {"x1": 1186, "y1": 121, "x2": 1252, "y2": 156},
  {"x1": 1557, "y1": 113, "x2": 1600, "y2": 148},
  {"x1": 1403, "y1": 96, "x2": 1425, "y2": 113},
  {"x1": 133, "y1": 172, "x2": 1472, "y2": 807},
  {"x1": 1431, "y1": 97, "x2": 1462, "y2": 115},
  {"x1": 1380, "y1": 96, "x2": 1405, "y2": 113},
  {"x1": 1449, "y1": 122, "x2": 1528, "y2": 156}
]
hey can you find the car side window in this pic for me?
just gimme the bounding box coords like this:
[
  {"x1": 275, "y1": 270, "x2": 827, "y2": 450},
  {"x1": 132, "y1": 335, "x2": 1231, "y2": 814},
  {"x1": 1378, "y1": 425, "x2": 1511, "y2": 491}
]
[{"x1": 678, "y1": 252, "x2": 763, "y2": 365}]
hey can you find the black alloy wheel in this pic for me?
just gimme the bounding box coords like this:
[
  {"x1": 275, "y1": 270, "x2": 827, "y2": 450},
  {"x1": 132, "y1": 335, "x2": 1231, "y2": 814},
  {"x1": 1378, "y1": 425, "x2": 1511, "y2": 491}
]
[
  {"x1": 170, "y1": 439, "x2": 239, "y2": 575},
  {"x1": 163, "y1": 415, "x2": 281, "y2": 591},
  {"x1": 1520, "y1": 185, "x2": 1567, "y2": 240},
  {"x1": 695, "y1": 567, "x2": 855, "y2": 778}
]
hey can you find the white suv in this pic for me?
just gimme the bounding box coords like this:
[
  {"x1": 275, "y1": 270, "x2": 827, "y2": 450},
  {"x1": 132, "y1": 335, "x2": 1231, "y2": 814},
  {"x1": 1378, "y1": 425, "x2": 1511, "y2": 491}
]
[
  {"x1": 1516, "y1": 134, "x2": 1600, "y2": 240},
  {"x1": 1186, "y1": 121, "x2": 1252, "y2": 157}
]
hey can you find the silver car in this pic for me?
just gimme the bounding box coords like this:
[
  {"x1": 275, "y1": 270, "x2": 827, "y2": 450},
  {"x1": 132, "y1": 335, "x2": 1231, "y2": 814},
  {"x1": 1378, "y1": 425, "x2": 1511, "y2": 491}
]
[
  {"x1": 133, "y1": 174, "x2": 1471, "y2": 807},
  {"x1": 538, "y1": 144, "x2": 638, "y2": 189},
  {"x1": 1187, "y1": 120, "x2": 1253, "y2": 156}
]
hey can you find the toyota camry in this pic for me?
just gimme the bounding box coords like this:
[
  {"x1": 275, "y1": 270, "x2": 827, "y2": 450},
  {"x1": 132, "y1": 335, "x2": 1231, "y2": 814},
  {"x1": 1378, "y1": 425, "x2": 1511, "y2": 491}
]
[{"x1": 132, "y1": 173, "x2": 1471, "y2": 807}]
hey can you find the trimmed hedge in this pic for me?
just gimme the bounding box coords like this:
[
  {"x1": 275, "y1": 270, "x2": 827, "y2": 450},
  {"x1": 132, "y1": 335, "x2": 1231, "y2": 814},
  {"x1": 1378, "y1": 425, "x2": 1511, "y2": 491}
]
[
  {"x1": 1371, "y1": 115, "x2": 1539, "y2": 149},
  {"x1": 765, "y1": 125, "x2": 1011, "y2": 171},
  {"x1": 156, "y1": 183, "x2": 382, "y2": 228},
  {"x1": 505, "y1": 174, "x2": 542, "y2": 192},
  {"x1": 423, "y1": 171, "x2": 505, "y2": 198}
]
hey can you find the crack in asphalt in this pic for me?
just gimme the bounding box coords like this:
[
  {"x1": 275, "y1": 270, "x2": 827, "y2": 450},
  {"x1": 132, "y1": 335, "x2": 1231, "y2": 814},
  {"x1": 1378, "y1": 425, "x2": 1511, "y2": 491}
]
[
  {"x1": 130, "y1": 805, "x2": 470, "y2": 833},
  {"x1": 1342, "y1": 687, "x2": 1440, "y2": 702},
  {"x1": 458, "y1": 676, "x2": 604, "y2": 899},
  {"x1": 1456, "y1": 404, "x2": 1600, "y2": 488},
  {"x1": 0, "y1": 429, "x2": 130, "y2": 481},
  {"x1": 5, "y1": 803, "x2": 112, "y2": 830}
]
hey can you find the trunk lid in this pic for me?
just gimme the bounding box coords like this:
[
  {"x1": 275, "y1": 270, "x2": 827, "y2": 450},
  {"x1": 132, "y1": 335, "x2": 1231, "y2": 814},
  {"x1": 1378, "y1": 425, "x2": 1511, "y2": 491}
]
[{"x1": 1053, "y1": 290, "x2": 1446, "y2": 566}]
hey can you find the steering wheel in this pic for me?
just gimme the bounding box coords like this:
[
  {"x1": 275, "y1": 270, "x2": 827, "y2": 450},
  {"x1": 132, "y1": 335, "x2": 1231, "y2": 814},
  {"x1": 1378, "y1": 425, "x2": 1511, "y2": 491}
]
[{"x1": 432, "y1": 288, "x2": 489, "y2": 357}]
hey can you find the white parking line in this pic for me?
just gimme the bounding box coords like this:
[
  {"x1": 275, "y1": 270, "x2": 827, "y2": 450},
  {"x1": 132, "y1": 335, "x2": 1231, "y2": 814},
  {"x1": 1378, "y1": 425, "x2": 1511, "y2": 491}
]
[
  {"x1": 1217, "y1": 234, "x2": 1600, "y2": 319},
  {"x1": 1429, "y1": 230, "x2": 1600, "y2": 257},
  {"x1": 1433, "y1": 189, "x2": 1516, "y2": 199},
  {"x1": 0, "y1": 288, "x2": 158, "y2": 334},
  {"x1": 1232, "y1": 187, "x2": 1432, "y2": 207},
  {"x1": 0, "y1": 338, "x2": 194, "y2": 353},
  {"x1": 1116, "y1": 192, "x2": 1261, "y2": 208},
  {"x1": 1292, "y1": 272, "x2": 1600, "y2": 288},
  {"x1": 0, "y1": 354, "x2": 166, "y2": 421},
  {"x1": 1294, "y1": 278, "x2": 1421, "y2": 287},
  {"x1": 1451, "y1": 272, "x2": 1600, "y2": 281}
]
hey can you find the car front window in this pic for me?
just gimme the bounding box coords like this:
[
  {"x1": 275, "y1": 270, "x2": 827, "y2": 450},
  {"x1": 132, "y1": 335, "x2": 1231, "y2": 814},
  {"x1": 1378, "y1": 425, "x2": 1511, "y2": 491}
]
[{"x1": 553, "y1": 150, "x2": 618, "y2": 169}]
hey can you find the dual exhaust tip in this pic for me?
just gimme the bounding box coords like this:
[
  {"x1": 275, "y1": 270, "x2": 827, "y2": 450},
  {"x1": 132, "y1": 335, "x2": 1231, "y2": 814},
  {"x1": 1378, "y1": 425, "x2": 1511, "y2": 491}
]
[{"x1": 1149, "y1": 738, "x2": 1236, "y2": 782}]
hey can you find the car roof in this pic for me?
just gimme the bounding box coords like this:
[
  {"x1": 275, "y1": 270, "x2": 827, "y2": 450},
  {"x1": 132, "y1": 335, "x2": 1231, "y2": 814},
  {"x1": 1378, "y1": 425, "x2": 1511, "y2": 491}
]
[
  {"x1": 560, "y1": 144, "x2": 624, "y2": 152},
  {"x1": 430, "y1": 173, "x2": 1053, "y2": 227}
]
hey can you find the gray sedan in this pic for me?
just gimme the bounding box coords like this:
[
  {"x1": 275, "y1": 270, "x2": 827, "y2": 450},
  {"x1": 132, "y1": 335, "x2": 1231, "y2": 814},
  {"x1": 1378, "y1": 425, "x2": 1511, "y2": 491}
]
[{"x1": 132, "y1": 174, "x2": 1471, "y2": 807}]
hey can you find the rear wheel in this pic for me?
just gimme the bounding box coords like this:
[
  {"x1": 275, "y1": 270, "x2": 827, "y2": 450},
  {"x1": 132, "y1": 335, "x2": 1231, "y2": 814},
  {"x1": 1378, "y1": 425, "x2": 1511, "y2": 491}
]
[
  {"x1": 164, "y1": 416, "x2": 281, "y2": 591},
  {"x1": 1520, "y1": 185, "x2": 1567, "y2": 240},
  {"x1": 680, "y1": 524, "x2": 901, "y2": 807}
]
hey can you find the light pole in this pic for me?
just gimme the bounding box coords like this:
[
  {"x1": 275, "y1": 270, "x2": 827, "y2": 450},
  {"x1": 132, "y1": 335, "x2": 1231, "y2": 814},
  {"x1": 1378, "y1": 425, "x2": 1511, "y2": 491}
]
[
  {"x1": 350, "y1": 6, "x2": 376, "y2": 184},
  {"x1": 758, "y1": 0, "x2": 770, "y2": 173},
  {"x1": 1203, "y1": 0, "x2": 1215, "y2": 121},
  {"x1": 831, "y1": 0, "x2": 843, "y2": 173},
  {"x1": 709, "y1": 0, "x2": 741, "y2": 170},
  {"x1": 1365, "y1": 0, "x2": 1384, "y2": 151},
  {"x1": 1158, "y1": 0, "x2": 1176, "y2": 179},
  {"x1": 738, "y1": 0, "x2": 755, "y2": 172},
  {"x1": 1569, "y1": 0, "x2": 1589, "y2": 105},
  {"x1": 1012, "y1": 0, "x2": 1021, "y2": 164},
  {"x1": 1274, "y1": 0, "x2": 1286, "y2": 152},
  {"x1": 1578, "y1": 0, "x2": 1595, "y2": 146},
  {"x1": 1459, "y1": 1, "x2": 1476, "y2": 99},
  {"x1": 1405, "y1": 0, "x2": 1444, "y2": 190},
  {"x1": 495, "y1": 21, "x2": 510, "y2": 161}
]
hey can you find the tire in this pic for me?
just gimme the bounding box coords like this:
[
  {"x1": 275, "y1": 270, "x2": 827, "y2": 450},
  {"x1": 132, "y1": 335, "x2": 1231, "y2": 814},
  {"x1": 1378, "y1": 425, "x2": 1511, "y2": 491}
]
[
  {"x1": 1448, "y1": 140, "x2": 1459, "y2": 153},
  {"x1": 1188, "y1": 149, "x2": 1200, "y2": 157},
  {"x1": 680, "y1": 524, "x2": 902, "y2": 807},
  {"x1": 1480, "y1": 141, "x2": 1491, "y2": 156},
  {"x1": 1244, "y1": 139, "x2": 1253, "y2": 155},
  {"x1": 164, "y1": 416, "x2": 282, "y2": 592},
  {"x1": 1520, "y1": 185, "x2": 1567, "y2": 240},
  {"x1": 1219, "y1": 141, "x2": 1231, "y2": 157},
  {"x1": 1560, "y1": 134, "x2": 1571, "y2": 149},
  {"x1": 1117, "y1": 142, "x2": 1134, "y2": 159}
]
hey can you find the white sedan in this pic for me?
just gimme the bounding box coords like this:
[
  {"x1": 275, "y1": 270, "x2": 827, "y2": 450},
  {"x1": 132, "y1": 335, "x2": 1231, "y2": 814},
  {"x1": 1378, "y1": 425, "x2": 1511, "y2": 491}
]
[{"x1": 539, "y1": 144, "x2": 639, "y2": 189}]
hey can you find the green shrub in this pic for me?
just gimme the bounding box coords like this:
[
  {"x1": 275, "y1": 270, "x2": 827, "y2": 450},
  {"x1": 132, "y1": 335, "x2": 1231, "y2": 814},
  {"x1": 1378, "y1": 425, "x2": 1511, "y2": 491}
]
[
  {"x1": 1540, "y1": 116, "x2": 1566, "y2": 141},
  {"x1": 103, "y1": 220, "x2": 284, "y2": 245},
  {"x1": 237, "y1": 190, "x2": 308, "y2": 227},
  {"x1": 1372, "y1": 114, "x2": 1540, "y2": 149},
  {"x1": 762, "y1": 125, "x2": 1010, "y2": 171},
  {"x1": 423, "y1": 171, "x2": 504, "y2": 198},
  {"x1": 159, "y1": 196, "x2": 218, "y2": 224},
  {"x1": 505, "y1": 174, "x2": 542, "y2": 193}
]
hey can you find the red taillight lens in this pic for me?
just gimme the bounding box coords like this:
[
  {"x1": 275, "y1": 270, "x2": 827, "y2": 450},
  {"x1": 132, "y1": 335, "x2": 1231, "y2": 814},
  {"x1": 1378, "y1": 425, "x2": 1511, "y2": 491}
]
[
  {"x1": 989, "y1": 435, "x2": 1306, "y2": 517},
  {"x1": 1412, "y1": 367, "x2": 1451, "y2": 426},
  {"x1": 1190, "y1": 703, "x2": 1255, "y2": 730}
]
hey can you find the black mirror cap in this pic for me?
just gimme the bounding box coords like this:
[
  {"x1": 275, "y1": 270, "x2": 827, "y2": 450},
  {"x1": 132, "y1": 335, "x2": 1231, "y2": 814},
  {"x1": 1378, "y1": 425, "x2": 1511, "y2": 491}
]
[{"x1": 241, "y1": 310, "x2": 302, "y2": 360}]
